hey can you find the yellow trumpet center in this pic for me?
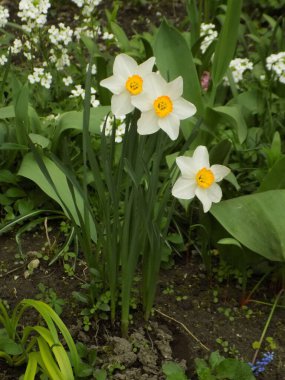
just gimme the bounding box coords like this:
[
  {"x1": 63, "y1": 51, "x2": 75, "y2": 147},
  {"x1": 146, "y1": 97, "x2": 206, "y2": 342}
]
[
  {"x1": 125, "y1": 74, "x2": 143, "y2": 95},
  {"x1": 153, "y1": 95, "x2": 173, "y2": 118},
  {"x1": 196, "y1": 167, "x2": 215, "y2": 189}
]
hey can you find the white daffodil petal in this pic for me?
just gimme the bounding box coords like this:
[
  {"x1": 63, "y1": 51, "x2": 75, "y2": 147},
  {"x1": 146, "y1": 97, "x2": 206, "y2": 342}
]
[
  {"x1": 143, "y1": 72, "x2": 167, "y2": 99},
  {"x1": 207, "y1": 183, "x2": 222, "y2": 203},
  {"x1": 176, "y1": 156, "x2": 196, "y2": 177},
  {"x1": 193, "y1": 145, "x2": 210, "y2": 168},
  {"x1": 100, "y1": 75, "x2": 124, "y2": 95},
  {"x1": 195, "y1": 187, "x2": 212, "y2": 213},
  {"x1": 137, "y1": 57, "x2": 156, "y2": 76},
  {"x1": 113, "y1": 53, "x2": 137, "y2": 79},
  {"x1": 173, "y1": 98, "x2": 197, "y2": 120},
  {"x1": 158, "y1": 113, "x2": 180, "y2": 140},
  {"x1": 211, "y1": 164, "x2": 231, "y2": 182},
  {"x1": 137, "y1": 110, "x2": 160, "y2": 135},
  {"x1": 167, "y1": 76, "x2": 183, "y2": 99},
  {"x1": 111, "y1": 92, "x2": 134, "y2": 116},
  {"x1": 131, "y1": 93, "x2": 153, "y2": 112},
  {"x1": 172, "y1": 177, "x2": 196, "y2": 200}
]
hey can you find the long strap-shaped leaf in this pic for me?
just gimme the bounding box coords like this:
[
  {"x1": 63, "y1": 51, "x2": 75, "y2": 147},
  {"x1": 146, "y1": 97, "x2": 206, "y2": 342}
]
[
  {"x1": 211, "y1": 0, "x2": 243, "y2": 87},
  {"x1": 24, "y1": 352, "x2": 38, "y2": 380}
]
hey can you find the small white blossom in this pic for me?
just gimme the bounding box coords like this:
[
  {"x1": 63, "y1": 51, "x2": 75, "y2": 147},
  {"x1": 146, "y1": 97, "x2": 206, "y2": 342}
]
[
  {"x1": 10, "y1": 39, "x2": 23, "y2": 54},
  {"x1": 48, "y1": 23, "x2": 73, "y2": 46},
  {"x1": 0, "y1": 5, "x2": 9, "y2": 28},
  {"x1": 200, "y1": 22, "x2": 218, "y2": 54},
  {"x1": 70, "y1": 84, "x2": 85, "y2": 98},
  {"x1": 0, "y1": 55, "x2": 8, "y2": 66},
  {"x1": 223, "y1": 58, "x2": 253, "y2": 87},
  {"x1": 70, "y1": 85, "x2": 99, "y2": 107},
  {"x1": 71, "y1": 0, "x2": 102, "y2": 16},
  {"x1": 18, "y1": 0, "x2": 51, "y2": 30},
  {"x1": 63, "y1": 76, "x2": 73, "y2": 86},
  {"x1": 102, "y1": 31, "x2": 114, "y2": 41},
  {"x1": 266, "y1": 52, "x2": 285, "y2": 84},
  {"x1": 28, "y1": 67, "x2": 52, "y2": 89},
  {"x1": 100, "y1": 115, "x2": 126, "y2": 143}
]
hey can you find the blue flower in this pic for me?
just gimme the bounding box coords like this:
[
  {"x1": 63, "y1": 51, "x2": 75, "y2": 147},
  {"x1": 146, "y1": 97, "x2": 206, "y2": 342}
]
[{"x1": 249, "y1": 352, "x2": 274, "y2": 375}]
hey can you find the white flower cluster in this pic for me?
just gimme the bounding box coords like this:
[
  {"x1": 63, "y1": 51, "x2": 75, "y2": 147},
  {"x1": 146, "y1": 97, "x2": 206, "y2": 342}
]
[
  {"x1": 18, "y1": 0, "x2": 51, "y2": 31},
  {"x1": 49, "y1": 48, "x2": 70, "y2": 70},
  {"x1": 48, "y1": 23, "x2": 73, "y2": 46},
  {"x1": 71, "y1": 0, "x2": 102, "y2": 16},
  {"x1": 200, "y1": 23, "x2": 218, "y2": 54},
  {"x1": 0, "y1": 55, "x2": 7, "y2": 66},
  {"x1": 223, "y1": 58, "x2": 253, "y2": 86},
  {"x1": 100, "y1": 116, "x2": 126, "y2": 143},
  {"x1": 0, "y1": 5, "x2": 9, "y2": 28},
  {"x1": 28, "y1": 68, "x2": 52, "y2": 89},
  {"x1": 266, "y1": 52, "x2": 285, "y2": 84},
  {"x1": 69, "y1": 85, "x2": 100, "y2": 107},
  {"x1": 10, "y1": 39, "x2": 23, "y2": 55},
  {"x1": 63, "y1": 76, "x2": 73, "y2": 86}
]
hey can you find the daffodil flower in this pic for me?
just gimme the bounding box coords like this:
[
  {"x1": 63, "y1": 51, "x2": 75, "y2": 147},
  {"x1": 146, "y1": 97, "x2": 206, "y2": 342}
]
[
  {"x1": 172, "y1": 145, "x2": 230, "y2": 212},
  {"x1": 131, "y1": 73, "x2": 196, "y2": 140},
  {"x1": 100, "y1": 53, "x2": 155, "y2": 117}
]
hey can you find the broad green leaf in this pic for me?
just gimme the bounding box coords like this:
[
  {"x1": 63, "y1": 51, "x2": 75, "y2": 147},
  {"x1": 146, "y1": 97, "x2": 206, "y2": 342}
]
[
  {"x1": 54, "y1": 106, "x2": 110, "y2": 147},
  {"x1": 0, "y1": 106, "x2": 15, "y2": 119},
  {"x1": 211, "y1": 0, "x2": 243, "y2": 86},
  {"x1": 258, "y1": 156, "x2": 285, "y2": 192},
  {"x1": 162, "y1": 362, "x2": 188, "y2": 380},
  {"x1": 18, "y1": 153, "x2": 96, "y2": 242},
  {"x1": 216, "y1": 359, "x2": 255, "y2": 380},
  {"x1": 0, "y1": 337, "x2": 23, "y2": 355},
  {"x1": 110, "y1": 22, "x2": 130, "y2": 51},
  {"x1": 209, "y1": 351, "x2": 224, "y2": 369},
  {"x1": 28, "y1": 133, "x2": 50, "y2": 149},
  {"x1": 211, "y1": 190, "x2": 285, "y2": 262},
  {"x1": 154, "y1": 20, "x2": 204, "y2": 116},
  {"x1": 207, "y1": 105, "x2": 247, "y2": 143}
]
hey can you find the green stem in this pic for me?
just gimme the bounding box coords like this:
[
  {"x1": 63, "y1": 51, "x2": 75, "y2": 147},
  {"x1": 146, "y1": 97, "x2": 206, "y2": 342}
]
[{"x1": 251, "y1": 288, "x2": 284, "y2": 365}]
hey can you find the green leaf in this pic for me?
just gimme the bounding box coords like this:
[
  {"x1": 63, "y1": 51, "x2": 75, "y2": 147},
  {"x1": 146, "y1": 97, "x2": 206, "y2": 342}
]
[
  {"x1": 54, "y1": 106, "x2": 110, "y2": 148},
  {"x1": 258, "y1": 156, "x2": 285, "y2": 192},
  {"x1": 0, "y1": 106, "x2": 15, "y2": 119},
  {"x1": 211, "y1": 0, "x2": 243, "y2": 86},
  {"x1": 211, "y1": 190, "x2": 285, "y2": 262},
  {"x1": 94, "y1": 369, "x2": 107, "y2": 380},
  {"x1": 216, "y1": 358, "x2": 255, "y2": 380},
  {"x1": 24, "y1": 352, "x2": 38, "y2": 380},
  {"x1": 207, "y1": 105, "x2": 247, "y2": 143},
  {"x1": 0, "y1": 338, "x2": 23, "y2": 355},
  {"x1": 195, "y1": 358, "x2": 215, "y2": 380},
  {"x1": 28, "y1": 133, "x2": 50, "y2": 149},
  {"x1": 14, "y1": 82, "x2": 29, "y2": 146},
  {"x1": 110, "y1": 22, "x2": 130, "y2": 51},
  {"x1": 154, "y1": 20, "x2": 204, "y2": 116},
  {"x1": 162, "y1": 362, "x2": 188, "y2": 380},
  {"x1": 18, "y1": 153, "x2": 96, "y2": 242},
  {"x1": 5, "y1": 187, "x2": 26, "y2": 198},
  {"x1": 209, "y1": 351, "x2": 224, "y2": 369}
]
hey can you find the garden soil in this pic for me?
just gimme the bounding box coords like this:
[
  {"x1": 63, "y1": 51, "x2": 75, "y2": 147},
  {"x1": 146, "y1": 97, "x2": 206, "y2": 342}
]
[{"x1": 0, "y1": 229, "x2": 284, "y2": 379}]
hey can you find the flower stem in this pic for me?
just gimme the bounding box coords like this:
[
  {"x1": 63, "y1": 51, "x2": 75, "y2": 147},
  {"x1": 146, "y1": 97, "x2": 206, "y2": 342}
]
[{"x1": 251, "y1": 288, "x2": 284, "y2": 365}]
